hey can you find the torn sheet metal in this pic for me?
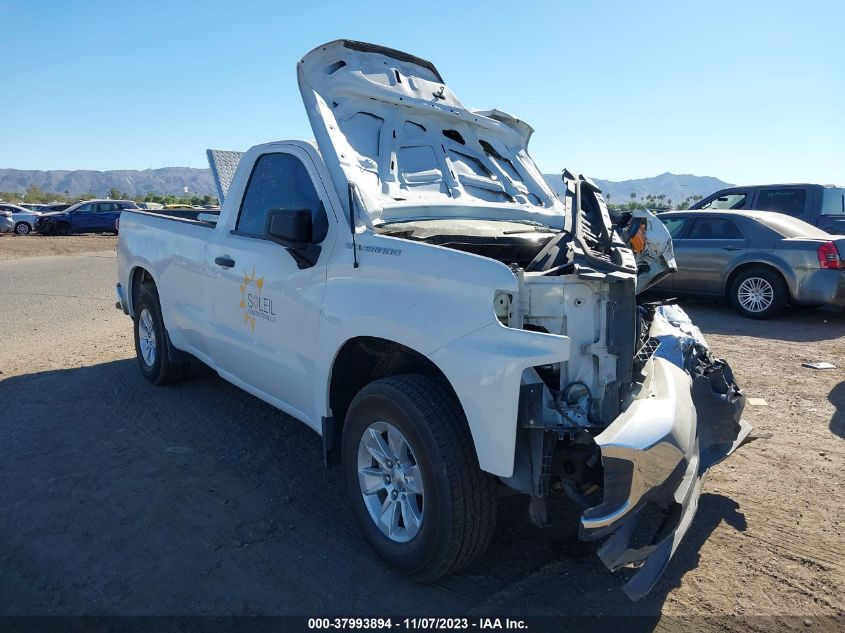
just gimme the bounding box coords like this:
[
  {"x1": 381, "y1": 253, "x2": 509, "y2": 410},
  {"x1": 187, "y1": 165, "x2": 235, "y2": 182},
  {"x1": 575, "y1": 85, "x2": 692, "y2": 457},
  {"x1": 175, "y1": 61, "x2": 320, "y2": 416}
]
[
  {"x1": 580, "y1": 304, "x2": 751, "y2": 600},
  {"x1": 624, "y1": 209, "x2": 677, "y2": 293}
]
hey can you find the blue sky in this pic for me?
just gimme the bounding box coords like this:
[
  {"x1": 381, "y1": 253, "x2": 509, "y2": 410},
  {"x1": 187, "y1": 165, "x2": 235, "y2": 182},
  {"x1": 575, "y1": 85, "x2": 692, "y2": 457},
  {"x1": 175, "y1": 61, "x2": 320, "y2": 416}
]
[{"x1": 2, "y1": 0, "x2": 843, "y2": 184}]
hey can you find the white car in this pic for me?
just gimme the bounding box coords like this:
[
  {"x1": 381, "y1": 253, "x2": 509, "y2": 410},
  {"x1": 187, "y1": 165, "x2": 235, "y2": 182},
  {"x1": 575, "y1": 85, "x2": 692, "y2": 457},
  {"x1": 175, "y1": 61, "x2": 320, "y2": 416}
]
[
  {"x1": 115, "y1": 40, "x2": 750, "y2": 600},
  {"x1": 0, "y1": 203, "x2": 42, "y2": 235}
]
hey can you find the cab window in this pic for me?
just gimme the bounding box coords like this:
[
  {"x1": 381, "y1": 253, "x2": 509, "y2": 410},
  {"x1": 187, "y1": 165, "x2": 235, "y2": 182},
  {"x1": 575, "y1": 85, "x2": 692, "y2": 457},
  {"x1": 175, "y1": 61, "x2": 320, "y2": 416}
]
[
  {"x1": 821, "y1": 188, "x2": 845, "y2": 215},
  {"x1": 755, "y1": 188, "x2": 807, "y2": 217},
  {"x1": 237, "y1": 153, "x2": 322, "y2": 238}
]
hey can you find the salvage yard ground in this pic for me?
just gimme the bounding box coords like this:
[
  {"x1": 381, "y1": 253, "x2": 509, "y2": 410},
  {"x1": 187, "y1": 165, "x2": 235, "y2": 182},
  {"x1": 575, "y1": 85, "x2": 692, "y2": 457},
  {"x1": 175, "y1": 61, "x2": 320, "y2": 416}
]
[
  {"x1": 0, "y1": 238, "x2": 842, "y2": 627},
  {"x1": 0, "y1": 233, "x2": 117, "y2": 260}
]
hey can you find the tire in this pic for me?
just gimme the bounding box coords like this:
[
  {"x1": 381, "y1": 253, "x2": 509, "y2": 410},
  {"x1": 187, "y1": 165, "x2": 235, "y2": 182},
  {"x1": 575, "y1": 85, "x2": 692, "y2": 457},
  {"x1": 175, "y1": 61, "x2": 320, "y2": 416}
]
[
  {"x1": 133, "y1": 285, "x2": 191, "y2": 385},
  {"x1": 729, "y1": 268, "x2": 787, "y2": 319},
  {"x1": 14, "y1": 222, "x2": 31, "y2": 235},
  {"x1": 342, "y1": 374, "x2": 496, "y2": 580},
  {"x1": 55, "y1": 222, "x2": 71, "y2": 236}
]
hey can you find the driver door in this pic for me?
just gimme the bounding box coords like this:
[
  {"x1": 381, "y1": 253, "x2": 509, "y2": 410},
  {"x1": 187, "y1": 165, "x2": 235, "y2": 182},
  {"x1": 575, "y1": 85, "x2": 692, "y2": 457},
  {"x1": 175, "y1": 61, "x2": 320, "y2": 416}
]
[
  {"x1": 70, "y1": 203, "x2": 98, "y2": 231},
  {"x1": 204, "y1": 147, "x2": 334, "y2": 427}
]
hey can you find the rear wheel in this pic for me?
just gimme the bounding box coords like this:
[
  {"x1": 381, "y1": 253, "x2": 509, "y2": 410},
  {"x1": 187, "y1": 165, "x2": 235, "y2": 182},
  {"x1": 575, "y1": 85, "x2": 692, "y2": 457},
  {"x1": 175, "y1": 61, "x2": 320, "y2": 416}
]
[
  {"x1": 342, "y1": 374, "x2": 496, "y2": 580},
  {"x1": 133, "y1": 286, "x2": 191, "y2": 384},
  {"x1": 729, "y1": 268, "x2": 787, "y2": 319},
  {"x1": 14, "y1": 222, "x2": 31, "y2": 235}
]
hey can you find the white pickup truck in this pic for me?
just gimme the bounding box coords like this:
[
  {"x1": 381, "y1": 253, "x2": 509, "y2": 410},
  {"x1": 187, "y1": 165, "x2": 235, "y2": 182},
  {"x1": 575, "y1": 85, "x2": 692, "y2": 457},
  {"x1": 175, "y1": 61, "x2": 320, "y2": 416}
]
[{"x1": 116, "y1": 40, "x2": 750, "y2": 599}]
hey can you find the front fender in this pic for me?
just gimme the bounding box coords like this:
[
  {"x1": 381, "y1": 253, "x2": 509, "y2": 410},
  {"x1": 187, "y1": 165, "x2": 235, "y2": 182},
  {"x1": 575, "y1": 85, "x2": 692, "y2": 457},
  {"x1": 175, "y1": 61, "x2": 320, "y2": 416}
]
[{"x1": 428, "y1": 323, "x2": 570, "y2": 477}]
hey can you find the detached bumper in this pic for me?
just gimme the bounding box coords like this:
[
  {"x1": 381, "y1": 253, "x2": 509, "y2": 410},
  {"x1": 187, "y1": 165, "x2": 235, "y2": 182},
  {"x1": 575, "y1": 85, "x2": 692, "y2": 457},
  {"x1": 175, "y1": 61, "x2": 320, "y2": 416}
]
[{"x1": 580, "y1": 305, "x2": 751, "y2": 600}]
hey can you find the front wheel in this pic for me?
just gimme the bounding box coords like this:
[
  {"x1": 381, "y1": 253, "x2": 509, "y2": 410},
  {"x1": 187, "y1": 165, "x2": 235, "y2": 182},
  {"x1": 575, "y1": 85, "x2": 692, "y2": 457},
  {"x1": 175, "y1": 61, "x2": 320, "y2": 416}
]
[
  {"x1": 14, "y1": 222, "x2": 31, "y2": 235},
  {"x1": 342, "y1": 374, "x2": 496, "y2": 580},
  {"x1": 729, "y1": 268, "x2": 787, "y2": 319}
]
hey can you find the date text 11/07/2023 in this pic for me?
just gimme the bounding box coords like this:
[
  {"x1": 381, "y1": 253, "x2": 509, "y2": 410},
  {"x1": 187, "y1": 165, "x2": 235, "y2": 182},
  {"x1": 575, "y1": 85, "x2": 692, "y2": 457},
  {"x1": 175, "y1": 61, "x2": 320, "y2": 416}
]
[{"x1": 307, "y1": 617, "x2": 528, "y2": 630}]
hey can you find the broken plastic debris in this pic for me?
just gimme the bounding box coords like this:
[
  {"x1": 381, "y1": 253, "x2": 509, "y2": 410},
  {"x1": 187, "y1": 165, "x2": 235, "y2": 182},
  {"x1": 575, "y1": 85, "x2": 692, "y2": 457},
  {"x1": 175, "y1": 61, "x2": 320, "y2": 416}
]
[
  {"x1": 746, "y1": 397, "x2": 768, "y2": 406},
  {"x1": 801, "y1": 362, "x2": 836, "y2": 370}
]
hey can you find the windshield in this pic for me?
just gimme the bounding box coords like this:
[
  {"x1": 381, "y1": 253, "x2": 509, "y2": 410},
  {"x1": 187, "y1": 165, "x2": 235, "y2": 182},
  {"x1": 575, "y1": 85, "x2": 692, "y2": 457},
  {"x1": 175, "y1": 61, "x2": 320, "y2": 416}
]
[{"x1": 699, "y1": 192, "x2": 747, "y2": 210}]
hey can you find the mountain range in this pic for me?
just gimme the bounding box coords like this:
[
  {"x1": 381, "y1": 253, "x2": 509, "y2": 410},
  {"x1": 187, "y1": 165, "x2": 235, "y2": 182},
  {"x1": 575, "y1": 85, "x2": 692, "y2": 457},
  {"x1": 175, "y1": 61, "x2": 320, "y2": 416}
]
[
  {"x1": 0, "y1": 167, "x2": 216, "y2": 198},
  {"x1": 0, "y1": 166, "x2": 731, "y2": 203},
  {"x1": 542, "y1": 172, "x2": 732, "y2": 205}
]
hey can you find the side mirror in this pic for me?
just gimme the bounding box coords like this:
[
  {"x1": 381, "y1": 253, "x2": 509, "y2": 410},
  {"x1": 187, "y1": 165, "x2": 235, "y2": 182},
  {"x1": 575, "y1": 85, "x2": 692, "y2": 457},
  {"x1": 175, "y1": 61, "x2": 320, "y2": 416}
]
[
  {"x1": 265, "y1": 208, "x2": 321, "y2": 269},
  {"x1": 265, "y1": 208, "x2": 312, "y2": 248}
]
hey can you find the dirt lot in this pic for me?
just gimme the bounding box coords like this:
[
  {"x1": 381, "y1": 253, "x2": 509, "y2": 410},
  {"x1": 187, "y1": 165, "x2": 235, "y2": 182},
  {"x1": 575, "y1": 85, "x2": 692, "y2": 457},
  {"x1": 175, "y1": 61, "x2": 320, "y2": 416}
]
[
  {"x1": 0, "y1": 246, "x2": 843, "y2": 628},
  {"x1": 0, "y1": 233, "x2": 117, "y2": 260}
]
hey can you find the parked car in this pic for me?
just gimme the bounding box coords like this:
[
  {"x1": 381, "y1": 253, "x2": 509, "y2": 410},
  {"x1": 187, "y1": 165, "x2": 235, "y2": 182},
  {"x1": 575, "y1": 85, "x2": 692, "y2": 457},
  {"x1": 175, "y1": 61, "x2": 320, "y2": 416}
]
[
  {"x1": 0, "y1": 203, "x2": 42, "y2": 234},
  {"x1": 688, "y1": 183, "x2": 845, "y2": 234},
  {"x1": 40, "y1": 203, "x2": 71, "y2": 213},
  {"x1": 16, "y1": 203, "x2": 46, "y2": 212},
  {"x1": 651, "y1": 210, "x2": 845, "y2": 318},
  {"x1": 115, "y1": 39, "x2": 750, "y2": 600},
  {"x1": 35, "y1": 199, "x2": 139, "y2": 235},
  {"x1": 0, "y1": 208, "x2": 14, "y2": 233}
]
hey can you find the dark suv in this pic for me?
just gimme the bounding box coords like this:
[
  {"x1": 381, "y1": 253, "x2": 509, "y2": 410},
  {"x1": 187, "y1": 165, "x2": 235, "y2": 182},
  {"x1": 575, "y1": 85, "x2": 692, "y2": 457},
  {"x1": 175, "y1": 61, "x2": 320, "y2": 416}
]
[
  {"x1": 35, "y1": 199, "x2": 139, "y2": 235},
  {"x1": 689, "y1": 184, "x2": 845, "y2": 234}
]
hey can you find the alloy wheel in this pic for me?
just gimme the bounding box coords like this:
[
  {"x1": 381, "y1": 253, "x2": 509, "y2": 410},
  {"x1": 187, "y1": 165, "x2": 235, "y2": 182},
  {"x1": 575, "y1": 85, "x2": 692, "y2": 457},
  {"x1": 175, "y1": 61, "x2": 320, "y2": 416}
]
[
  {"x1": 737, "y1": 276, "x2": 774, "y2": 313},
  {"x1": 357, "y1": 421, "x2": 425, "y2": 543},
  {"x1": 137, "y1": 308, "x2": 157, "y2": 366}
]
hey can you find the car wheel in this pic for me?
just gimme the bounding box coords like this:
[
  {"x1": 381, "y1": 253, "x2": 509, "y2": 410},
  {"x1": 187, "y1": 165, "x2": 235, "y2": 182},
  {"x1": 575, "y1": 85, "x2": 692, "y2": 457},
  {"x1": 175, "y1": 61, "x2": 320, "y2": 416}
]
[
  {"x1": 14, "y1": 222, "x2": 31, "y2": 235},
  {"x1": 133, "y1": 285, "x2": 191, "y2": 385},
  {"x1": 55, "y1": 222, "x2": 71, "y2": 236},
  {"x1": 729, "y1": 268, "x2": 787, "y2": 319},
  {"x1": 342, "y1": 374, "x2": 496, "y2": 580}
]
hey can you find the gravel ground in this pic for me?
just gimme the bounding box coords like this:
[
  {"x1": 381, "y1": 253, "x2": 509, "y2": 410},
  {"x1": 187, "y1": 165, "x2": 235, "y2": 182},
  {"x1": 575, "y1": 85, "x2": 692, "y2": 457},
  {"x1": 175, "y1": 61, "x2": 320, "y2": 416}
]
[
  {"x1": 0, "y1": 246, "x2": 842, "y2": 628},
  {"x1": 0, "y1": 233, "x2": 117, "y2": 260}
]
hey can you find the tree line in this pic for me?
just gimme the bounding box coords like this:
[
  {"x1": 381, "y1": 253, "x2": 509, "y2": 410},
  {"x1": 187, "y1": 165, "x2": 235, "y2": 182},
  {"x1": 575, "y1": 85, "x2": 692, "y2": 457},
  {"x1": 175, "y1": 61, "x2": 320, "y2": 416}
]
[
  {"x1": 605, "y1": 192, "x2": 704, "y2": 211},
  {"x1": 0, "y1": 185, "x2": 219, "y2": 207}
]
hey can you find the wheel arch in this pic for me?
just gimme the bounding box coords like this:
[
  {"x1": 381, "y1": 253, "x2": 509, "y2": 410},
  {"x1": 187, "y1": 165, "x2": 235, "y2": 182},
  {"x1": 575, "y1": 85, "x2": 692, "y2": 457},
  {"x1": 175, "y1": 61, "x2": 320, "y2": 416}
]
[
  {"x1": 723, "y1": 260, "x2": 793, "y2": 300},
  {"x1": 324, "y1": 336, "x2": 468, "y2": 467},
  {"x1": 129, "y1": 265, "x2": 159, "y2": 317}
]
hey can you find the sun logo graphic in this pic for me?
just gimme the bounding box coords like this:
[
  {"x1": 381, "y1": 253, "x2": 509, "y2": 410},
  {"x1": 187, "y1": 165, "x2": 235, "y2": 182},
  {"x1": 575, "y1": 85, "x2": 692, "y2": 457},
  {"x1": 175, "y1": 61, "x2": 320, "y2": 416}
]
[{"x1": 239, "y1": 266, "x2": 276, "y2": 333}]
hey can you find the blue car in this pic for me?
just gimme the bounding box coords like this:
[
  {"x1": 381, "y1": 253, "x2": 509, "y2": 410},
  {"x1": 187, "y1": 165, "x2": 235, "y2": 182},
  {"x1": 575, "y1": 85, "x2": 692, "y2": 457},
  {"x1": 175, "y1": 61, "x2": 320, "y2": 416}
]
[{"x1": 35, "y1": 199, "x2": 139, "y2": 235}]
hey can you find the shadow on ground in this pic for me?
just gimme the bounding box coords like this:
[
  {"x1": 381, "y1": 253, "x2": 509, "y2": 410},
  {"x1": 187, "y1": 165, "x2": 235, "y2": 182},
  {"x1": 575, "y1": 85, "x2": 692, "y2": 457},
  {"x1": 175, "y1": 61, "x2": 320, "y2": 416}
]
[
  {"x1": 830, "y1": 381, "x2": 845, "y2": 440},
  {"x1": 0, "y1": 359, "x2": 741, "y2": 619}
]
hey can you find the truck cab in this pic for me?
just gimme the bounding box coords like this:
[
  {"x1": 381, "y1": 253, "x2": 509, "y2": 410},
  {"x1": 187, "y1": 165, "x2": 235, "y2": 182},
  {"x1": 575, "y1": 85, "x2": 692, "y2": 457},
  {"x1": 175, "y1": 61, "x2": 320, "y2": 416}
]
[{"x1": 691, "y1": 183, "x2": 845, "y2": 234}]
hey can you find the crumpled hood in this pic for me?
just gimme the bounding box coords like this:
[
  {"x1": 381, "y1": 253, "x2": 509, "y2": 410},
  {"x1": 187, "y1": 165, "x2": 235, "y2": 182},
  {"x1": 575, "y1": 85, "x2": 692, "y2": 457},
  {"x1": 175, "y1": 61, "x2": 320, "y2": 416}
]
[{"x1": 297, "y1": 40, "x2": 565, "y2": 228}]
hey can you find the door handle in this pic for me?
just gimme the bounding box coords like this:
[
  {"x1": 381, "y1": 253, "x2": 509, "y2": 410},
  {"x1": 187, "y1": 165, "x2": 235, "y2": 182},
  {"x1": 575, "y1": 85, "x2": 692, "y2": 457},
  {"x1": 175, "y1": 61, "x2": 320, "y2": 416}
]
[
  {"x1": 722, "y1": 246, "x2": 741, "y2": 251},
  {"x1": 215, "y1": 255, "x2": 235, "y2": 268}
]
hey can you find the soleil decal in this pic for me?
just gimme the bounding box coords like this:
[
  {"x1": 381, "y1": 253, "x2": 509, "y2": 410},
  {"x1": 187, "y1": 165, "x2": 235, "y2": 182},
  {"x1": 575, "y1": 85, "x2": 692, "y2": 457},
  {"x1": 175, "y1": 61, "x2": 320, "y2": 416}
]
[{"x1": 239, "y1": 265, "x2": 277, "y2": 333}]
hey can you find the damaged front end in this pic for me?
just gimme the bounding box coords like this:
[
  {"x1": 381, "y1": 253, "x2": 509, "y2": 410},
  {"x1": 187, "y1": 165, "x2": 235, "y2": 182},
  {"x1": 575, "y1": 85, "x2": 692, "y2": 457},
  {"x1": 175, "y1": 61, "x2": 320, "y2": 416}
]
[
  {"x1": 511, "y1": 300, "x2": 751, "y2": 600},
  {"x1": 498, "y1": 175, "x2": 750, "y2": 600},
  {"x1": 579, "y1": 304, "x2": 751, "y2": 599}
]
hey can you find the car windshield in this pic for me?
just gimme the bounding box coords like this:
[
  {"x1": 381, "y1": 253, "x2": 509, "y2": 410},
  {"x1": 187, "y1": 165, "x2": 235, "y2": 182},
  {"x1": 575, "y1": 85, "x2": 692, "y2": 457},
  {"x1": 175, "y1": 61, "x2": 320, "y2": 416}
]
[
  {"x1": 821, "y1": 188, "x2": 845, "y2": 215},
  {"x1": 752, "y1": 213, "x2": 830, "y2": 238},
  {"x1": 699, "y1": 193, "x2": 747, "y2": 209}
]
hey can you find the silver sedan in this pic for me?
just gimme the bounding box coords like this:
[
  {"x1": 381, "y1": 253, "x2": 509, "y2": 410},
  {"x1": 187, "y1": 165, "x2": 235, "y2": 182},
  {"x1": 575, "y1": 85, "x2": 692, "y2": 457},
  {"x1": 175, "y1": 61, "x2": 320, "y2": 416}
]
[
  {"x1": 0, "y1": 203, "x2": 42, "y2": 235},
  {"x1": 651, "y1": 210, "x2": 845, "y2": 318}
]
